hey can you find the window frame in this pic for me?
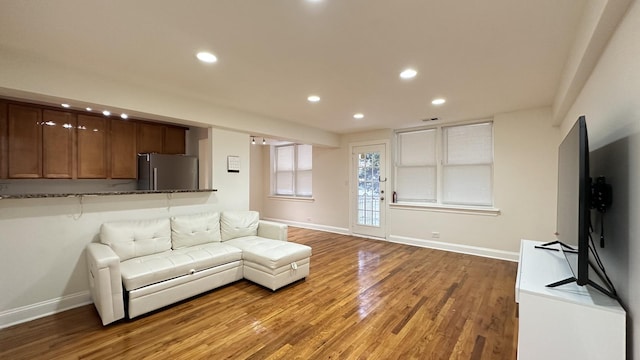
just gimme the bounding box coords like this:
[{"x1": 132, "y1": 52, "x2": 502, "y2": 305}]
[
  {"x1": 271, "y1": 143, "x2": 313, "y2": 198},
  {"x1": 393, "y1": 120, "x2": 497, "y2": 212}
]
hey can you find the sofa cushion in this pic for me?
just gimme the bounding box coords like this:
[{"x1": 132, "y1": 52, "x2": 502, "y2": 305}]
[
  {"x1": 120, "y1": 242, "x2": 243, "y2": 291},
  {"x1": 225, "y1": 236, "x2": 312, "y2": 269},
  {"x1": 221, "y1": 211, "x2": 259, "y2": 241},
  {"x1": 171, "y1": 212, "x2": 221, "y2": 249},
  {"x1": 100, "y1": 218, "x2": 171, "y2": 261}
]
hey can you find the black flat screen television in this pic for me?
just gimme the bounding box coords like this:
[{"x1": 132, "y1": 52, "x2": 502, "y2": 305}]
[{"x1": 548, "y1": 115, "x2": 616, "y2": 298}]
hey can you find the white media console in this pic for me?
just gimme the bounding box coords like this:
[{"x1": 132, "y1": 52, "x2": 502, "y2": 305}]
[{"x1": 515, "y1": 240, "x2": 625, "y2": 360}]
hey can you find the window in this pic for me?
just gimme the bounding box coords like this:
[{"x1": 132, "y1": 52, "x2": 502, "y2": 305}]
[
  {"x1": 394, "y1": 121, "x2": 493, "y2": 207},
  {"x1": 273, "y1": 144, "x2": 312, "y2": 197}
]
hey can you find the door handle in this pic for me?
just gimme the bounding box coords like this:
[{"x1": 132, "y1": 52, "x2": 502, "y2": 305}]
[{"x1": 380, "y1": 197, "x2": 385, "y2": 201}]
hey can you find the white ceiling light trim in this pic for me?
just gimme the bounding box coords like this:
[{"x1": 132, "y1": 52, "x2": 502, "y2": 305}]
[
  {"x1": 353, "y1": 113, "x2": 364, "y2": 119},
  {"x1": 307, "y1": 95, "x2": 320, "y2": 103}
]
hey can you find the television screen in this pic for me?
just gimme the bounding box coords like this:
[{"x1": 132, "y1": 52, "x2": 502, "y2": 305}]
[
  {"x1": 553, "y1": 116, "x2": 616, "y2": 298},
  {"x1": 556, "y1": 116, "x2": 588, "y2": 284}
]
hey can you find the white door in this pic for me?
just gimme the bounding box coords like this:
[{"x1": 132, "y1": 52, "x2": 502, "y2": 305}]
[{"x1": 351, "y1": 144, "x2": 387, "y2": 238}]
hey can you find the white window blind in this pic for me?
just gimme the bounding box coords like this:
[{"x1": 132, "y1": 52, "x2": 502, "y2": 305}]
[
  {"x1": 394, "y1": 121, "x2": 493, "y2": 207},
  {"x1": 274, "y1": 144, "x2": 312, "y2": 197},
  {"x1": 396, "y1": 129, "x2": 437, "y2": 202},
  {"x1": 442, "y1": 122, "x2": 493, "y2": 206}
]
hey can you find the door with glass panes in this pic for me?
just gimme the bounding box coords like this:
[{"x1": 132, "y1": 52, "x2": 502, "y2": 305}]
[{"x1": 351, "y1": 144, "x2": 386, "y2": 238}]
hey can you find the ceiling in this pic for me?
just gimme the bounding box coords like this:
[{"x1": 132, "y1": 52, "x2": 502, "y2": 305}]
[{"x1": 0, "y1": 0, "x2": 587, "y2": 134}]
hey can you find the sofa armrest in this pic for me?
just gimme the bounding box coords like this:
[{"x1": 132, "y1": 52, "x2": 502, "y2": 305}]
[
  {"x1": 257, "y1": 220, "x2": 288, "y2": 241},
  {"x1": 86, "y1": 243, "x2": 125, "y2": 325}
]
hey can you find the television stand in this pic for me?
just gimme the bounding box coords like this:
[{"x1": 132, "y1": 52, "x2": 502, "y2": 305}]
[
  {"x1": 545, "y1": 259, "x2": 618, "y2": 299},
  {"x1": 516, "y1": 240, "x2": 625, "y2": 359},
  {"x1": 534, "y1": 240, "x2": 577, "y2": 253}
]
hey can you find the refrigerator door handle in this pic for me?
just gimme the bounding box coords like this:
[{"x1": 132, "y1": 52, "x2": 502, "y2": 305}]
[{"x1": 153, "y1": 167, "x2": 158, "y2": 190}]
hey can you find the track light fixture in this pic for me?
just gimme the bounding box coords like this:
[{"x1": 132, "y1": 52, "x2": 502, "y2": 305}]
[
  {"x1": 262, "y1": 138, "x2": 266, "y2": 145},
  {"x1": 251, "y1": 136, "x2": 256, "y2": 145}
]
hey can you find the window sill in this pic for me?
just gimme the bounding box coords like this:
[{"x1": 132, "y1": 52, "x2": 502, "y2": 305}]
[
  {"x1": 268, "y1": 195, "x2": 315, "y2": 203},
  {"x1": 389, "y1": 202, "x2": 501, "y2": 216}
]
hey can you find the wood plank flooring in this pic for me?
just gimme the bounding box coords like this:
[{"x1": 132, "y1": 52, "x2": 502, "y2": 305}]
[{"x1": 0, "y1": 227, "x2": 519, "y2": 359}]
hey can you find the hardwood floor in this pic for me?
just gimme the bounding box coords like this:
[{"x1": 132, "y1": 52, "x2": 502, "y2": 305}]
[{"x1": 0, "y1": 228, "x2": 519, "y2": 359}]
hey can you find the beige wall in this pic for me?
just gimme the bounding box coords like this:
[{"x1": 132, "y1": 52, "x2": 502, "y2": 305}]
[
  {"x1": 260, "y1": 144, "x2": 350, "y2": 231},
  {"x1": 388, "y1": 108, "x2": 559, "y2": 254},
  {"x1": 0, "y1": 47, "x2": 339, "y2": 148},
  {"x1": 0, "y1": 127, "x2": 252, "y2": 328},
  {"x1": 560, "y1": 1, "x2": 640, "y2": 357},
  {"x1": 258, "y1": 108, "x2": 559, "y2": 256}
]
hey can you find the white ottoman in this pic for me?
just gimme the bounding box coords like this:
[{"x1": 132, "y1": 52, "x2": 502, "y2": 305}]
[{"x1": 224, "y1": 236, "x2": 312, "y2": 290}]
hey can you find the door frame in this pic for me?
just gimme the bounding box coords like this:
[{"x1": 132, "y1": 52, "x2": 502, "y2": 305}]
[{"x1": 349, "y1": 140, "x2": 390, "y2": 239}]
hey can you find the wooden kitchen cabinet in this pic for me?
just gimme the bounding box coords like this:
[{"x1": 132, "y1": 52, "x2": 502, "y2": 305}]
[
  {"x1": 8, "y1": 104, "x2": 42, "y2": 178},
  {"x1": 77, "y1": 114, "x2": 107, "y2": 178},
  {"x1": 137, "y1": 122, "x2": 164, "y2": 154},
  {"x1": 0, "y1": 102, "x2": 7, "y2": 179},
  {"x1": 42, "y1": 110, "x2": 76, "y2": 179},
  {"x1": 110, "y1": 118, "x2": 137, "y2": 179},
  {"x1": 164, "y1": 125, "x2": 186, "y2": 154}
]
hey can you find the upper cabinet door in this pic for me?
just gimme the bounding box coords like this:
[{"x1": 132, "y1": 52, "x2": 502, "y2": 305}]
[
  {"x1": 77, "y1": 114, "x2": 107, "y2": 179},
  {"x1": 42, "y1": 110, "x2": 77, "y2": 179},
  {"x1": 110, "y1": 119, "x2": 137, "y2": 179},
  {"x1": 0, "y1": 102, "x2": 7, "y2": 179},
  {"x1": 8, "y1": 104, "x2": 42, "y2": 178},
  {"x1": 137, "y1": 122, "x2": 164, "y2": 154},
  {"x1": 163, "y1": 126, "x2": 186, "y2": 154}
]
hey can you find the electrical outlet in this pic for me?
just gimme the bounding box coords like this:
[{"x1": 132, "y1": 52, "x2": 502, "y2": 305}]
[{"x1": 432, "y1": 231, "x2": 440, "y2": 239}]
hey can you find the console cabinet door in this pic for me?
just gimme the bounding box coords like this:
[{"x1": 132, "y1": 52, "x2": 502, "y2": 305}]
[
  {"x1": 164, "y1": 126, "x2": 186, "y2": 154},
  {"x1": 137, "y1": 122, "x2": 164, "y2": 154},
  {"x1": 77, "y1": 114, "x2": 107, "y2": 178},
  {"x1": 0, "y1": 102, "x2": 7, "y2": 179},
  {"x1": 110, "y1": 119, "x2": 137, "y2": 179},
  {"x1": 8, "y1": 104, "x2": 42, "y2": 178},
  {"x1": 42, "y1": 110, "x2": 77, "y2": 179}
]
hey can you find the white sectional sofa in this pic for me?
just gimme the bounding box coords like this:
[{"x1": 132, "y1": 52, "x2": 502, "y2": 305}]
[{"x1": 86, "y1": 211, "x2": 311, "y2": 325}]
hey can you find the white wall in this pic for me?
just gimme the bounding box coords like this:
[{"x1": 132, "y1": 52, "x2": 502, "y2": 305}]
[
  {"x1": 0, "y1": 47, "x2": 339, "y2": 148},
  {"x1": 260, "y1": 143, "x2": 350, "y2": 232},
  {"x1": 210, "y1": 128, "x2": 251, "y2": 210},
  {"x1": 259, "y1": 109, "x2": 559, "y2": 257},
  {"x1": 0, "y1": 127, "x2": 252, "y2": 328},
  {"x1": 561, "y1": 1, "x2": 640, "y2": 357},
  {"x1": 249, "y1": 143, "x2": 264, "y2": 214},
  {"x1": 388, "y1": 108, "x2": 559, "y2": 255},
  {"x1": 0, "y1": 193, "x2": 219, "y2": 328}
]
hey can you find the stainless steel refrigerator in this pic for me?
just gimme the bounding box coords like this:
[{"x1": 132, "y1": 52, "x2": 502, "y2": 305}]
[{"x1": 137, "y1": 154, "x2": 198, "y2": 190}]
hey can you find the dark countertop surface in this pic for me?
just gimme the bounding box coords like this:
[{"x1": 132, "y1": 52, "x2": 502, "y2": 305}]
[{"x1": 0, "y1": 189, "x2": 217, "y2": 199}]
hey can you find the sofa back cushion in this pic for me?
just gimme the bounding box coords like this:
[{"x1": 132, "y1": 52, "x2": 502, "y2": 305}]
[
  {"x1": 100, "y1": 218, "x2": 171, "y2": 261},
  {"x1": 171, "y1": 212, "x2": 222, "y2": 249},
  {"x1": 221, "y1": 211, "x2": 259, "y2": 241}
]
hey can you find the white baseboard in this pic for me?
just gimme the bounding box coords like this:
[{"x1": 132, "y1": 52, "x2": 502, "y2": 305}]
[
  {"x1": 0, "y1": 291, "x2": 92, "y2": 329},
  {"x1": 388, "y1": 235, "x2": 519, "y2": 262},
  {"x1": 262, "y1": 218, "x2": 350, "y2": 236},
  {"x1": 263, "y1": 218, "x2": 518, "y2": 262}
]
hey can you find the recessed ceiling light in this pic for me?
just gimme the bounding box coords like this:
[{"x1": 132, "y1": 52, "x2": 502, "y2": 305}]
[
  {"x1": 102, "y1": 110, "x2": 111, "y2": 116},
  {"x1": 307, "y1": 95, "x2": 320, "y2": 103},
  {"x1": 196, "y1": 51, "x2": 218, "y2": 63},
  {"x1": 432, "y1": 98, "x2": 446, "y2": 105},
  {"x1": 353, "y1": 113, "x2": 364, "y2": 119},
  {"x1": 400, "y1": 68, "x2": 417, "y2": 79},
  {"x1": 86, "y1": 107, "x2": 92, "y2": 112},
  {"x1": 61, "y1": 103, "x2": 70, "y2": 108},
  {"x1": 120, "y1": 113, "x2": 128, "y2": 119}
]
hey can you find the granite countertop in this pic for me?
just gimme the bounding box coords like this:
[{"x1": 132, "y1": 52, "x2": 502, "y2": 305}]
[{"x1": 0, "y1": 189, "x2": 217, "y2": 199}]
